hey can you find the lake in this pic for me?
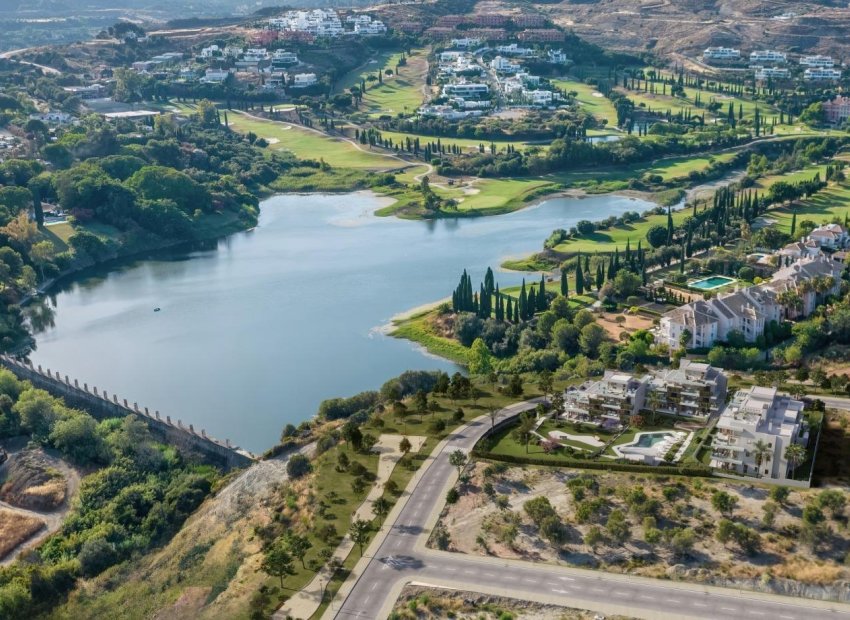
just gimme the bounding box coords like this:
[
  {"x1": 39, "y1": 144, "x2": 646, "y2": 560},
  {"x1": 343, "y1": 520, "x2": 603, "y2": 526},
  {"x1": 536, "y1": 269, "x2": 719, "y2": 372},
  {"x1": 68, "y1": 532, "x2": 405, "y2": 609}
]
[{"x1": 29, "y1": 191, "x2": 653, "y2": 452}]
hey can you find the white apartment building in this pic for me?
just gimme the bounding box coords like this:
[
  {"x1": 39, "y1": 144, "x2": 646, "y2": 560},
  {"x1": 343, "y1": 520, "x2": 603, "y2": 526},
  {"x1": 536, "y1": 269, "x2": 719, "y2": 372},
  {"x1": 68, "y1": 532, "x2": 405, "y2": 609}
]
[
  {"x1": 496, "y1": 43, "x2": 535, "y2": 57},
  {"x1": 290, "y1": 73, "x2": 318, "y2": 88},
  {"x1": 548, "y1": 49, "x2": 568, "y2": 64},
  {"x1": 804, "y1": 68, "x2": 842, "y2": 81},
  {"x1": 200, "y1": 45, "x2": 221, "y2": 59},
  {"x1": 418, "y1": 105, "x2": 484, "y2": 120},
  {"x1": 564, "y1": 362, "x2": 728, "y2": 423},
  {"x1": 711, "y1": 387, "x2": 808, "y2": 482},
  {"x1": 754, "y1": 66, "x2": 790, "y2": 80},
  {"x1": 270, "y1": 9, "x2": 344, "y2": 37},
  {"x1": 800, "y1": 54, "x2": 835, "y2": 67},
  {"x1": 659, "y1": 255, "x2": 842, "y2": 349},
  {"x1": 443, "y1": 82, "x2": 490, "y2": 99},
  {"x1": 272, "y1": 50, "x2": 299, "y2": 66},
  {"x1": 703, "y1": 47, "x2": 741, "y2": 60},
  {"x1": 491, "y1": 55, "x2": 521, "y2": 73},
  {"x1": 451, "y1": 37, "x2": 481, "y2": 48},
  {"x1": 808, "y1": 223, "x2": 850, "y2": 249},
  {"x1": 350, "y1": 15, "x2": 387, "y2": 35},
  {"x1": 750, "y1": 50, "x2": 787, "y2": 63},
  {"x1": 201, "y1": 68, "x2": 232, "y2": 83}
]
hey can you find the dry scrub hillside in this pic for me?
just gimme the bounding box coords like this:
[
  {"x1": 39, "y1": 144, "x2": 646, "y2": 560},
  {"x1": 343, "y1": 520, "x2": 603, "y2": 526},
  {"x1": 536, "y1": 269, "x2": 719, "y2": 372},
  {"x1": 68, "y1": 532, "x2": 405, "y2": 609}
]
[
  {"x1": 435, "y1": 461, "x2": 850, "y2": 600},
  {"x1": 530, "y1": 0, "x2": 850, "y2": 59}
]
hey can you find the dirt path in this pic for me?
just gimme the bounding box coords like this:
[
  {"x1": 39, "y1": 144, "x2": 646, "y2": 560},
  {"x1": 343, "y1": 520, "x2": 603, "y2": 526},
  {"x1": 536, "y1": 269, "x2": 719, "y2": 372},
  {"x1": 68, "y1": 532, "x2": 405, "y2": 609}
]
[{"x1": 0, "y1": 447, "x2": 81, "y2": 565}]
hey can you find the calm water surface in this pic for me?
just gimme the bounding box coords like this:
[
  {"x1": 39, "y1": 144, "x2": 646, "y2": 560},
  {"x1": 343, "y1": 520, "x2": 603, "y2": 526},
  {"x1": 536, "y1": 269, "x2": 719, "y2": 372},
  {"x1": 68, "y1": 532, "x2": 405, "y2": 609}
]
[{"x1": 30, "y1": 191, "x2": 652, "y2": 451}]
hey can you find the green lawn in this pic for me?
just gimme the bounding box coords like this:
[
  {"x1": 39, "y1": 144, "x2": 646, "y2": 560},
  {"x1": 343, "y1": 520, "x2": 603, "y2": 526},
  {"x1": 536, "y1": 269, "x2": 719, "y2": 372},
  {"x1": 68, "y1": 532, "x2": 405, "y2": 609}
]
[
  {"x1": 226, "y1": 112, "x2": 401, "y2": 170},
  {"x1": 553, "y1": 203, "x2": 691, "y2": 254},
  {"x1": 377, "y1": 129, "x2": 532, "y2": 153},
  {"x1": 769, "y1": 180, "x2": 850, "y2": 233},
  {"x1": 754, "y1": 163, "x2": 830, "y2": 191},
  {"x1": 552, "y1": 78, "x2": 619, "y2": 128}
]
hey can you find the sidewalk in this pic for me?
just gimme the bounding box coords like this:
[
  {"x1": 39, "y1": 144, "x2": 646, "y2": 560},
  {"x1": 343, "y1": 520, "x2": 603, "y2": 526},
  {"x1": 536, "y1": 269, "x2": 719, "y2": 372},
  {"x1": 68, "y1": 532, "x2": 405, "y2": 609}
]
[{"x1": 274, "y1": 434, "x2": 425, "y2": 620}]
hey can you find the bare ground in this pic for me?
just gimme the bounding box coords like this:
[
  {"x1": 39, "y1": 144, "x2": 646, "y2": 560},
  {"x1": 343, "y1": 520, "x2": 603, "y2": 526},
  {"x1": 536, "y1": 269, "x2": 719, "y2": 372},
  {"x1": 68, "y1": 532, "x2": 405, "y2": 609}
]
[
  {"x1": 0, "y1": 509, "x2": 44, "y2": 558},
  {"x1": 435, "y1": 462, "x2": 850, "y2": 597}
]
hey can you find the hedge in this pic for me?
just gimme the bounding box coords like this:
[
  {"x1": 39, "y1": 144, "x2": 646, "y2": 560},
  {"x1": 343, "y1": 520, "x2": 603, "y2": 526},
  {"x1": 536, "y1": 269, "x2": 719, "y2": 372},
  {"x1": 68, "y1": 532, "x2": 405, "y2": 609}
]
[{"x1": 472, "y1": 449, "x2": 714, "y2": 478}]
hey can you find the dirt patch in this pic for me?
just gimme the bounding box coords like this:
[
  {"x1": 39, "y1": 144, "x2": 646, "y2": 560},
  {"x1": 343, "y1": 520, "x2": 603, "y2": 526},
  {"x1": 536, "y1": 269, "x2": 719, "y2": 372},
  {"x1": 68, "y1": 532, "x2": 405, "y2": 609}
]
[
  {"x1": 0, "y1": 447, "x2": 67, "y2": 511},
  {"x1": 151, "y1": 586, "x2": 212, "y2": 620},
  {"x1": 0, "y1": 509, "x2": 44, "y2": 559},
  {"x1": 596, "y1": 310, "x2": 655, "y2": 341},
  {"x1": 393, "y1": 584, "x2": 636, "y2": 619},
  {"x1": 434, "y1": 462, "x2": 850, "y2": 599}
]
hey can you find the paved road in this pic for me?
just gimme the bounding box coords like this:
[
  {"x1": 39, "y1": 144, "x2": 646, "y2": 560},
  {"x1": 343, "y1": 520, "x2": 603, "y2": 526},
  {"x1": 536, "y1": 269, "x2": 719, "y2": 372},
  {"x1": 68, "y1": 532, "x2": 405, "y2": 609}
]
[{"x1": 326, "y1": 399, "x2": 850, "y2": 620}]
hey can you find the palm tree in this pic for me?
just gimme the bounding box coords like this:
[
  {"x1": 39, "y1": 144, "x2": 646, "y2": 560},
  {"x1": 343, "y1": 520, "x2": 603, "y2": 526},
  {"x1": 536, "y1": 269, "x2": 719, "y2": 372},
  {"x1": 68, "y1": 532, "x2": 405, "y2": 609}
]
[
  {"x1": 784, "y1": 443, "x2": 808, "y2": 480},
  {"x1": 752, "y1": 440, "x2": 772, "y2": 477},
  {"x1": 645, "y1": 390, "x2": 662, "y2": 425}
]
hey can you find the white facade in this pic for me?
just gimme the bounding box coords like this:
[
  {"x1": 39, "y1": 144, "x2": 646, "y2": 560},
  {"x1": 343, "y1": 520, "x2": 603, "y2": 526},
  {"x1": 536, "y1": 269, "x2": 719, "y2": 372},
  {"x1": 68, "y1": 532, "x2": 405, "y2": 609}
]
[
  {"x1": 804, "y1": 68, "x2": 842, "y2": 81},
  {"x1": 451, "y1": 38, "x2": 481, "y2": 48},
  {"x1": 754, "y1": 66, "x2": 790, "y2": 80},
  {"x1": 272, "y1": 50, "x2": 299, "y2": 66},
  {"x1": 808, "y1": 223, "x2": 850, "y2": 249},
  {"x1": 290, "y1": 72, "x2": 318, "y2": 88},
  {"x1": 201, "y1": 68, "x2": 231, "y2": 83},
  {"x1": 491, "y1": 55, "x2": 521, "y2": 74},
  {"x1": 269, "y1": 9, "x2": 344, "y2": 37},
  {"x1": 443, "y1": 82, "x2": 489, "y2": 99},
  {"x1": 750, "y1": 50, "x2": 787, "y2": 63},
  {"x1": 703, "y1": 47, "x2": 740, "y2": 60},
  {"x1": 496, "y1": 43, "x2": 535, "y2": 57},
  {"x1": 800, "y1": 54, "x2": 835, "y2": 67},
  {"x1": 200, "y1": 45, "x2": 221, "y2": 58},
  {"x1": 350, "y1": 15, "x2": 387, "y2": 35},
  {"x1": 548, "y1": 49, "x2": 568, "y2": 64},
  {"x1": 659, "y1": 255, "x2": 842, "y2": 349},
  {"x1": 711, "y1": 387, "x2": 808, "y2": 482}
]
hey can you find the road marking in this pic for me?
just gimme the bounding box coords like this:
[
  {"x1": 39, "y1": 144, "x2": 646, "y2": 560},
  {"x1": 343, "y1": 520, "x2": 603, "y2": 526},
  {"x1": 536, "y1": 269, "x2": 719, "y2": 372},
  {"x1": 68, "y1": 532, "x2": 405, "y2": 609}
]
[
  {"x1": 370, "y1": 583, "x2": 377, "y2": 591},
  {"x1": 558, "y1": 576, "x2": 575, "y2": 582},
  {"x1": 639, "y1": 595, "x2": 654, "y2": 600},
  {"x1": 363, "y1": 595, "x2": 371, "y2": 605},
  {"x1": 463, "y1": 569, "x2": 475, "y2": 575},
  {"x1": 484, "y1": 572, "x2": 497, "y2": 577},
  {"x1": 552, "y1": 588, "x2": 570, "y2": 594},
  {"x1": 720, "y1": 608, "x2": 737, "y2": 613},
  {"x1": 591, "y1": 588, "x2": 605, "y2": 593},
  {"x1": 666, "y1": 599, "x2": 681, "y2": 603},
  {"x1": 779, "y1": 616, "x2": 795, "y2": 620},
  {"x1": 445, "y1": 567, "x2": 457, "y2": 572}
]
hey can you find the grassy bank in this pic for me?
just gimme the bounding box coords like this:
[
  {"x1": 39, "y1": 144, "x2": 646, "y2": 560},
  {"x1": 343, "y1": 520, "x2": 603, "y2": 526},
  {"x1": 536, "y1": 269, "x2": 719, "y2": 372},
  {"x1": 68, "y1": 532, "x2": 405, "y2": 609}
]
[{"x1": 390, "y1": 309, "x2": 471, "y2": 365}]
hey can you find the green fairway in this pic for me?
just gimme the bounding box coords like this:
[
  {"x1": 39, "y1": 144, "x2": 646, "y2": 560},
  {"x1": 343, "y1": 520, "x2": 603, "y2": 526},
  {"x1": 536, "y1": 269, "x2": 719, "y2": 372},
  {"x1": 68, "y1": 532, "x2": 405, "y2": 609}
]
[
  {"x1": 647, "y1": 152, "x2": 737, "y2": 181},
  {"x1": 448, "y1": 177, "x2": 556, "y2": 213},
  {"x1": 226, "y1": 112, "x2": 401, "y2": 170},
  {"x1": 552, "y1": 78, "x2": 619, "y2": 128},
  {"x1": 337, "y1": 48, "x2": 428, "y2": 118},
  {"x1": 769, "y1": 180, "x2": 850, "y2": 233},
  {"x1": 377, "y1": 129, "x2": 532, "y2": 154},
  {"x1": 552, "y1": 206, "x2": 692, "y2": 254}
]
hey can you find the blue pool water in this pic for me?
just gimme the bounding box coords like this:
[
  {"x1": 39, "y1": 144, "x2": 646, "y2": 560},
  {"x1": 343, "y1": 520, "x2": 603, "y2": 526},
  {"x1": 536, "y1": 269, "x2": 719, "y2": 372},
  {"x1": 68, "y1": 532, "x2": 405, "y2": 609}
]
[
  {"x1": 635, "y1": 432, "x2": 672, "y2": 448},
  {"x1": 690, "y1": 276, "x2": 736, "y2": 291}
]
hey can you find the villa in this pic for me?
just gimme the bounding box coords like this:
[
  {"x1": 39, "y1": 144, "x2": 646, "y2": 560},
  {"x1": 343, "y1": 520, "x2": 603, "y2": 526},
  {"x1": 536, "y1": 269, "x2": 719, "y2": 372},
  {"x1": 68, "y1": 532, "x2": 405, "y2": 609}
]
[
  {"x1": 799, "y1": 54, "x2": 835, "y2": 68},
  {"x1": 711, "y1": 387, "x2": 809, "y2": 482},
  {"x1": 804, "y1": 68, "x2": 842, "y2": 81},
  {"x1": 750, "y1": 50, "x2": 787, "y2": 63},
  {"x1": 703, "y1": 47, "x2": 740, "y2": 61},
  {"x1": 442, "y1": 82, "x2": 490, "y2": 99},
  {"x1": 823, "y1": 96, "x2": 850, "y2": 125},
  {"x1": 808, "y1": 222, "x2": 850, "y2": 249},
  {"x1": 658, "y1": 255, "x2": 842, "y2": 349}
]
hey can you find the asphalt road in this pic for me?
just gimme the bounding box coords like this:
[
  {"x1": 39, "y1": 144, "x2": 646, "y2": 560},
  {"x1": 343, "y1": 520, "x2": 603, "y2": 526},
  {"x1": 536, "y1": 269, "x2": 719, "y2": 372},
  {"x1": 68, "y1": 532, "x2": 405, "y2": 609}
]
[{"x1": 328, "y1": 398, "x2": 850, "y2": 620}]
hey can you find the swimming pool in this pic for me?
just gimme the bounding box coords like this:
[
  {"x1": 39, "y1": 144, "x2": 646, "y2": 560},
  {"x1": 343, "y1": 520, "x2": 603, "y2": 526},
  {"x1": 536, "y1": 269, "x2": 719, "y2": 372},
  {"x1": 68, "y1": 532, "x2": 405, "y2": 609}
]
[
  {"x1": 634, "y1": 432, "x2": 673, "y2": 448},
  {"x1": 689, "y1": 275, "x2": 736, "y2": 291}
]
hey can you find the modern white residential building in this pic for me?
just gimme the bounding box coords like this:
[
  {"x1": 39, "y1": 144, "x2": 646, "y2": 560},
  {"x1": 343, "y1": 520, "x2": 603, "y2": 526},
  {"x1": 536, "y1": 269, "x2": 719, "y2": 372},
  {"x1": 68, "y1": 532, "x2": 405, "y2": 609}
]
[
  {"x1": 548, "y1": 49, "x2": 568, "y2": 64},
  {"x1": 804, "y1": 68, "x2": 842, "y2": 81},
  {"x1": 754, "y1": 66, "x2": 790, "y2": 80},
  {"x1": 648, "y1": 360, "x2": 728, "y2": 418},
  {"x1": 800, "y1": 54, "x2": 835, "y2": 68},
  {"x1": 490, "y1": 55, "x2": 521, "y2": 74},
  {"x1": 200, "y1": 45, "x2": 221, "y2": 59},
  {"x1": 272, "y1": 50, "x2": 299, "y2": 66},
  {"x1": 451, "y1": 37, "x2": 481, "y2": 48},
  {"x1": 703, "y1": 47, "x2": 741, "y2": 60},
  {"x1": 443, "y1": 82, "x2": 490, "y2": 99},
  {"x1": 496, "y1": 43, "x2": 535, "y2": 57},
  {"x1": 711, "y1": 387, "x2": 809, "y2": 482},
  {"x1": 201, "y1": 68, "x2": 232, "y2": 83},
  {"x1": 658, "y1": 255, "x2": 843, "y2": 349},
  {"x1": 350, "y1": 15, "x2": 387, "y2": 35},
  {"x1": 564, "y1": 362, "x2": 728, "y2": 423},
  {"x1": 290, "y1": 72, "x2": 318, "y2": 88},
  {"x1": 269, "y1": 9, "x2": 344, "y2": 37},
  {"x1": 750, "y1": 50, "x2": 787, "y2": 63}
]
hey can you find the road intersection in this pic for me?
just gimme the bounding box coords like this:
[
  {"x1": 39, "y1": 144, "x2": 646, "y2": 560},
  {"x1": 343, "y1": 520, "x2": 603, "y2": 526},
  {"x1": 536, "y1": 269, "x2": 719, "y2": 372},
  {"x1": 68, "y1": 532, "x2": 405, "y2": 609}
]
[{"x1": 323, "y1": 398, "x2": 850, "y2": 620}]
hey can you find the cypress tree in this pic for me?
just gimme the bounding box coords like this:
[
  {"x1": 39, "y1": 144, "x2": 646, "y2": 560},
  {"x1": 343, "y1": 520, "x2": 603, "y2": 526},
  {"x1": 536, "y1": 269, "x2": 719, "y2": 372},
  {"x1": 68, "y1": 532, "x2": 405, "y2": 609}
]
[
  {"x1": 666, "y1": 208, "x2": 674, "y2": 245},
  {"x1": 791, "y1": 209, "x2": 797, "y2": 236},
  {"x1": 596, "y1": 263, "x2": 603, "y2": 290},
  {"x1": 560, "y1": 268, "x2": 568, "y2": 296},
  {"x1": 575, "y1": 261, "x2": 584, "y2": 296},
  {"x1": 538, "y1": 275, "x2": 548, "y2": 311},
  {"x1": 513, "y1": 298, "x2": 519, "y2": 323},
  {"x1": 584, "y1": 254, "x2": 590, "y2": 273},
  {"x1": 519, "y1": 280, "x2": 527, "y2": 321},
  {"x1": 506, "y1": 296, "x2": 514, "y2": 323},
  {"x1": 527, "y1": 287, "x2": 536, "y2": 318}
]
